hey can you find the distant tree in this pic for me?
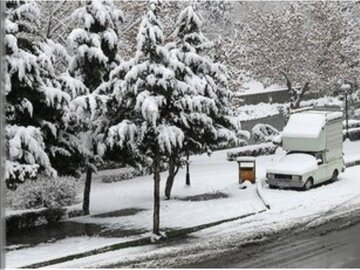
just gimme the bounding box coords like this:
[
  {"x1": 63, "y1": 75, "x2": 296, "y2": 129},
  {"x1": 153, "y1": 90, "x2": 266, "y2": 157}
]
[
  {"x1": 243, "y1": 2, "x2": 351, "y2": 109},
  {"x1": 5, "y1": 0, "x2": 71, "y2": 189},
  {"x1": 37, "y1": 1, "x2": 80, "y2": 43},
  {"x1": 65, "y1": 0, "x2": 123, "y2": 215}
]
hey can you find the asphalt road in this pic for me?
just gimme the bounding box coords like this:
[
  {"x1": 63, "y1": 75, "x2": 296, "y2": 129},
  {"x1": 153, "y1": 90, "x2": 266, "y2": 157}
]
[{"x1": 198, "y1": 218, "x2": 360, "y2": 268}]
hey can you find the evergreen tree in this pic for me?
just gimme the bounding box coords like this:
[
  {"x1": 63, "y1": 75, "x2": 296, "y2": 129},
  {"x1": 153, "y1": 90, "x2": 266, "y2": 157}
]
[
  {"x1": 5, "y1": 0, "x2": 71, "y2": 189},
  {"x1": 106, "y1": 0, "x2": 188, "y2": 235},
  {"x1": 163, "y1": 6, "x2": 248, "y2": 199},
  {"x1": 65, "y1": 0, "x2": 123, "y2": 215}
]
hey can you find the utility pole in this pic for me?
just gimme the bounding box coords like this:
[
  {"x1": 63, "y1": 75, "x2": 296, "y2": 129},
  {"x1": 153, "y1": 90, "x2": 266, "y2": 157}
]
[
  {"x1": 185, "y1": 153, "x2": 190, "y2": 186},
  {"x1": 345, "y1": 90, "x2": 349, "y2": 139},
  {"x1": 341, "y1": 83, "x2": 351, "y2": 139}
]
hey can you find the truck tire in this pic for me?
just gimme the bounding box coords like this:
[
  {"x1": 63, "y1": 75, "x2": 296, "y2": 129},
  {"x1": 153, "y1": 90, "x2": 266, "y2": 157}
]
[
  {"x1": 303, "y1": 178, "x2": 313, "y2": 191},
  {"x1": 269, "y1": 184, "x2": 277, "y2": 189},
  {"x1": 331, "y1": 170, "x2": 339, "y2": 182}
]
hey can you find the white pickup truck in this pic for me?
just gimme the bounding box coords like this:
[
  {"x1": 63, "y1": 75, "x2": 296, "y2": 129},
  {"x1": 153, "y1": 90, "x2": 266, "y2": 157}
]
[{"x1": 266, "y1": 109, "x2": 344, "y2": 190}]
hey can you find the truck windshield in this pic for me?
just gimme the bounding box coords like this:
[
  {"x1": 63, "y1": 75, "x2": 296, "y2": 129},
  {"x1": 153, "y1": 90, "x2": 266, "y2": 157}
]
[{"x1": 286, "y1": 151, "x2": 323, "y2": 162}]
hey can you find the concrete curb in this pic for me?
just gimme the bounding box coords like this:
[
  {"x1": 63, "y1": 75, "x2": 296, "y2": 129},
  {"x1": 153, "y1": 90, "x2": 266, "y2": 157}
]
[
  {"x1": 345, "y1": 159, "x2": 360, "y2": 168},
  {"x1": 21, "y1": 210, "x2": 266, "y2": 269},
  {"x1": 256, "y1": 181, "x2": 271, "y2": 209}
]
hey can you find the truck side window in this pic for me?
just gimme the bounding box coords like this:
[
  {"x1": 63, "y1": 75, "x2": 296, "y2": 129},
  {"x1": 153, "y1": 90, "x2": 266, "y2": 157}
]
[{"x1": 315, "y1": 153, "x2": 324, "y2": 165}]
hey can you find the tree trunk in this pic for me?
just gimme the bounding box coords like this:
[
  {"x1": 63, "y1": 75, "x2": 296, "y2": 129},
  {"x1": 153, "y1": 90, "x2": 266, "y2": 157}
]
[
  {"x1": 165, "y1": 155, "x2": 181, "y2": 200},
  {"x1": 165, "y1": 157, "x2": 176, "y2": 200},
  {"x1": 185, "y1": 154, "x2": 190, "y2": 186},
  {"x1": 82, "y1": 168, "x2": 92, "y2": 215},
  {"x1": 153, "y1": 150, "x2": 161, "y2": 235},
  {"x1": 293, "y1": 82, "x2": 310, "y2": 109}
]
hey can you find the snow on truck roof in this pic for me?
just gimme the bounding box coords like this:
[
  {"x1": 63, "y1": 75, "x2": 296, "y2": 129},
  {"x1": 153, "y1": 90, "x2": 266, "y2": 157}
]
[{"x1": 282, "y1": 111, "x2": 343, "y2": 139}]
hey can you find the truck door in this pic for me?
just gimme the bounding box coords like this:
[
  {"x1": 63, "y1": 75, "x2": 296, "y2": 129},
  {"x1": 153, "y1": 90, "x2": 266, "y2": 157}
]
[{"x1": 315, "y1": 153, "x2": 327, "y2": 184}]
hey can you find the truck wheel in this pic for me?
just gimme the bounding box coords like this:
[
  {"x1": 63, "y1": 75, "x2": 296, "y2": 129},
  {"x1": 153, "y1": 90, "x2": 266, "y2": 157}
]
[
  {"x1": 303, "y1": 178, "x2": 313, "y2": 191},
  {"x1": 269, "y1": 185, "x2": 277, "y2": 189},
  {"x1": 331, "y1": 170, "x2": 339, "y2": 182}
]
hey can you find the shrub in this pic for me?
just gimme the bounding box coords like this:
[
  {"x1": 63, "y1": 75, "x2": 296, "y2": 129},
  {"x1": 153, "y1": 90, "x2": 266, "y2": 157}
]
[
  {"x1": 252, "y1": 123, "x2": 279, "y2": 143},
  {"x1": 344, "y1": 127, "x2": 360, "y2": 141},
  {"x1": 344, "y1": 119, "x2": 360, "y2": 129},
  {"x1": 44, "y1": 208, "x2": 66, "y2": 223},
  {"x1": 101, "y1": 168, "x2": 143, "y2": 183},
  {"x1": 7, "y1": 176, "x2": 78, "y2": 210},
  {"x1": 6, "y1": 208, "x2": 67, "y2": 234},
  {"x1": 101, "y1": 164, "x2": 170, "y2": 183},
  {"x1": 227, "y1": 142, "x2": 278, "y2": 161}
]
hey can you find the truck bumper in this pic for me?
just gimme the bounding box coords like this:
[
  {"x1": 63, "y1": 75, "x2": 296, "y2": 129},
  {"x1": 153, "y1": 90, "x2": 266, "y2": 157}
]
[{"x1": 266, "y1": 178, "x2": 304, "y2": 188}]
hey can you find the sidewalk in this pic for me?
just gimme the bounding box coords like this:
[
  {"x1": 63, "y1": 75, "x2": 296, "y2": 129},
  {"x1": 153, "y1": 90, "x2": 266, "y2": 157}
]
[{"x1": 20, "y1": 209, "x2": 267, "y2": 268}]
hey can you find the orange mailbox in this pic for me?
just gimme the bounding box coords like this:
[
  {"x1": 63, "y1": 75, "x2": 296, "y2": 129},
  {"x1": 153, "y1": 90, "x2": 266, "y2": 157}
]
[{"x1": 237, "y1": 157, "x2": 256, "y2": 184}]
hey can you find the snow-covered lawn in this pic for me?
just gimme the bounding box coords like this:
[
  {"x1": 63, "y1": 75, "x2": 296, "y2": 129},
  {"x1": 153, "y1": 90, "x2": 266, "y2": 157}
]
[
  {"x1": 5, "y1": 140, "x2": 360, "y2": 268},
  {"x1": 234, "y1": 102, "x2": 286, "y2": 122},
  {"x1": 239, "y1": 80, "x2": 283, "y2": 95}
]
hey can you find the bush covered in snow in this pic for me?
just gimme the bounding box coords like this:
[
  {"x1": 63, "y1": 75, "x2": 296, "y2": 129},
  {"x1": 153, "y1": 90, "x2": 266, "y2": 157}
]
[
  {"x1": 299, "y1": 96, "x2": 343, "y2": 108},
  {"x1": 101, "y1": 163, "x2": 169, "y2": 183},
  {"x1": 101, "y1": 167, "x2": 143, "y2": 183},
  {"x1": 344, "y1": 119, "x2": 360, "y2": 129},
  {"x1": 227, "y1": 142, "x2": 278, "y2": 161},
  {"x1": 343, "y1": 120, "x2": 360, "y2": 141},
  {"x1": 345, "y1": 128, "x2": 360, "y2": 141},
  {"x1": 7, "y1": 176, "x2": 78, "y2": 210},
  {"x1": 252, "y1": 124, "x2": 280, "y2": 143}
]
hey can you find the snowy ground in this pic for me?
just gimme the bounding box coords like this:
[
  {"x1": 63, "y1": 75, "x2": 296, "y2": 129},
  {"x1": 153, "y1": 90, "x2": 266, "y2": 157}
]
[
  {"x1": 5, "y1": 140, "x2": 360, "y2": 268},
  {"x1": 234, "y1": 102, "x2": 286, "y2": 122}
]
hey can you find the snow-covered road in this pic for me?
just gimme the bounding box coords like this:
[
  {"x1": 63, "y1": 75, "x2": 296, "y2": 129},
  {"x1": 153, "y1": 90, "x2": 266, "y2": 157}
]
[{"x1": 204, "y1": 211, "x2": 360, "y2": 268}]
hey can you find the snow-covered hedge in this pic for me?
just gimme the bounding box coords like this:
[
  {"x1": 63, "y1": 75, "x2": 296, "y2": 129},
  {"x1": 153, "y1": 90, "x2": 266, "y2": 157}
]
[
  {"x1": 6, "y1": 204, "x2": 83, "y2": 234},
  {"x1": 6, "y1": 208, "x2": 65, "y2": 234},
  {"x1": 101, "y1": 164, "x2": 169, "y2": 183},
  {"x1": 252, "y1": 124, "x2": 279, "y2": 143},
  {"x1": 344, "y1": 119, "x2": 360, "y2": 129},
  {"x1": 7, "y1": 176, "x2": 78, "y2": 210},
  {"x1": 101, "y1": 167, "x2": 143, "y2": 183},
  {"x1": 227, "y1": 142, "x2": 278, "y2": 161},
  {"x1": 345, "y1": 127, "x2": 360, "y2": 141},
  {"x1": 299, "y1": 96, "x2": 343, "y2": 108},
  {"x1": 355, "y1": 109, "x2": 360, "y2": 118},
  {"x1": 343, "y1": 120, "x2": 360, "y2": 141}
]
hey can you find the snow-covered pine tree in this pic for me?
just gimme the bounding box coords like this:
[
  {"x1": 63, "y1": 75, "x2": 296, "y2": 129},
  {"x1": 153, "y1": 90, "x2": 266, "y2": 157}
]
[
  {"x1": 106, "y1": 0, "x2": 189, "y2": 235},
  {"x1": 65, "y1": 0, "x2": 123, "y2": 215},
  {"x1": 163, "y1": 6, "x2": 248, "y2": 199},
  {"x1": 5, "y1": 0, "x2": 71, "y2": 189}
]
